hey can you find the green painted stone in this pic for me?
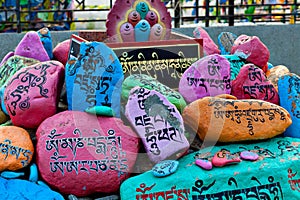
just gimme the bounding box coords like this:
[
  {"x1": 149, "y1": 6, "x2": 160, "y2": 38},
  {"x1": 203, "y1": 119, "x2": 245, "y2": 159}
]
[
  {"x1": 85, "y1": 105, "x2": 115, "y2": 117},
  {"x1": 120, "y1": 137, "x2": 300, "y2": 199},
  {"x1": 222, "y1": 55, "x2": 246, "y2": 80},
  {"x1": 122, "y1": 74, "x2": 186, "y2": 113}
]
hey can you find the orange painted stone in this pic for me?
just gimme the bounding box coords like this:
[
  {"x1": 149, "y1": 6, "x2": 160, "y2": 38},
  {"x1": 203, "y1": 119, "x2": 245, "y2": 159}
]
[
  {"x1": 0, "y1": 126, "x2": 34, "y2": 171},
  {"x1": 182, "y1": 95, "x2": 292, "y2": 143},
  {"x1": 266, "y1": 65, "x2": 290, "y2": 91}
]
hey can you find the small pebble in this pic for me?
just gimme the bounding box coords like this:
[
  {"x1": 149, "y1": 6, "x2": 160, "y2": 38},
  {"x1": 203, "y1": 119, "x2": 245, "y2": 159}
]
[
  {"x1": 152, "y1": 160, "x2": 179, "y2": 177},
  {"x1": 195, "y1": 159, "x2": 213, "y2": 170},
  {"x1": 240, "y1": 151, "x2": 259, "y2": 161}
]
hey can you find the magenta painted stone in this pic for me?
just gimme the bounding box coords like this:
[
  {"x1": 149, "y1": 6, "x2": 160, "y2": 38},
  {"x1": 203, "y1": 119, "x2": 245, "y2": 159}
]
[
  {"x1": 231, "y1": 34, "x2": 270, "y2": 70},
  {"x1": 4, "y1": 61, "x2": 65, "y2": 129},
  {"x1": 193, "y1": 27, "x2": 220, "y2": 55},
  {"x1": 231, "y1": 64, "x2": 279, "y2": 104},
  {"x1": 212, "y1": 150, "x2": 241, "y2": 167},
  {"x1": 0, "y1": 51, "x2": 14, "y2": 66},
  {"x1": 36, "y1": 110, "x2": 140, "y2": 196},
  {"x1": 179, "y1": 54, "x2": 231, "y2": 103},
  {"x1": 240, "y1": 151, "x2": 259, "y2": 161},
  {"x1": 125, "y1": 87, "x2": 189, "y2": 164},
  {"x1": 195, "y1": 159, "x2": 213, "y2": 170},
  {"x1": 53, "y1": 39, "x2": 70, "y2": 66}
]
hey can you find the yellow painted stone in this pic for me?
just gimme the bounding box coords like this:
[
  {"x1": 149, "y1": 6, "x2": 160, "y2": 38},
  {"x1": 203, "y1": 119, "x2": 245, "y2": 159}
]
[
  {"x1": 182, "y1": 95, "x2": 292, "y2": 143},
  {"x1": 0, "y1": 126, "x2": 34, "y2": 171},
  {"x1": 266, "y1": 65, "x2": 290, "y2": 91}
]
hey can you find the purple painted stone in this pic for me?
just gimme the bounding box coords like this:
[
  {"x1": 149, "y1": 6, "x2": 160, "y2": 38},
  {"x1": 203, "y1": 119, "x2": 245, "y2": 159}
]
[
  {"x1": 231, "y1": 64, "x2": 279, "y2": 105},
  {"x1": 240, "y1": 151, "x2": 259, "y2": 161},
  {"x1": 4, "y1": 61, "x2": 65, "y2": 129},
  {"x1": 36, "y1": 110, "x2": 140, "y2": 196},
  {"x1": 195, "y1": 159, "x2": 213, "y2": 170},
  {"x1": 179, "y1": 54, "x2": 231, "y2": 103},
  {"x1": 15, "y1": 31, "x2": 50, "y2": 62},
  {"x1": 212, "y1": 150, "x2": 241, "y2": 167},
  {"x1": 125, "y1": 86, "x2": 189, "y2": 163}
]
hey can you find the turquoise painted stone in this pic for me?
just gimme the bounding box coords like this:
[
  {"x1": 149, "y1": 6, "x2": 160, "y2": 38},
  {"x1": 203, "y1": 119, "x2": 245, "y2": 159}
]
[
  {"x1": 152, "y1": 160, "x2": 179, "y2": 177},
  {"x1": 65, "y1": 41, "x2": 124, "y2": 118},
  {"x1": 136, "y1": 1, "x2": 150, "y2": 19},
  {"x1": 120, "y1": 137, "x2": 300, "y2": 199},
  {"x1": 85, "y1": 105, "x2": 115, "y2": 117},
  {"x1": 268, "y1": 62, "x2": 274, "y2": 70},
  {"x1": 278, "y1": 73, "x2": 300, "y2": 138},
  {"x1": 122, "y1": 74, "x2": 186, "y2": 113},
  {"x1": 222, "y1": 54, "x2": 246, "y2": 80},
  {"x1": 218, "y1": 32, "x2": 237, "y2": 55},
  {"x1": 134, "y1": 19, "x2": 151, "y2": 42},
  {"x1": 37, "y1": 27, "x2": 53, "y2": 59}
]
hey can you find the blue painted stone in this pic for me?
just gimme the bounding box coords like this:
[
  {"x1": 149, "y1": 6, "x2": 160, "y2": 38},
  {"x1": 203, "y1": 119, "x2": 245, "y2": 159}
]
[
  {"x1": 65, "y1": 42, "x2": 124, "y2": 117},
  {"x1": 37, "y1": 28, "x2": 53, "y2": 59},
  {"x1": 152, "y1": 160, "x2": 179, "y2": 177},
  {"x1": 218, "y1": 32, "x2": 237, "y2": 55},
  {"x1": 134, "y1": 20, "x2": 151, "y2": 42},
  {"x1": 0, "y1": 177, "x2": 64, "y2": 199},
  {"x1": 222, "y1": 54, "x2": 246, "y2": 80},
  {"x1": 268, "y1": 62, "x2": 274, "y2": 70},
  {"x1": 278, "y1": 73, "x2": 300, "y2": 138}
]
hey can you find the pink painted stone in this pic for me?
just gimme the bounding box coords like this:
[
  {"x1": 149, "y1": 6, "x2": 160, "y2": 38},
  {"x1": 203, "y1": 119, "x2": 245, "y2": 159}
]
[
  {"x1": 36, "y1": 110, "x2": 140, "y2": 196},
  {"x1": 0, "y1": 51, "x2": 14, "y2": 66},
  {"x1": 15, "y1": 31, "x2": 50, "y2": 62},
  {"x1": 125, "y1": 87, "x2": 189, "y2": 164},
  {"x1": 240, "y1": 151, "x2": 259, "y2": 161},
  {"x1": 231, "y1": 34, "x2": 270, "y2": 70},
  {"x1": 179, "y1": 54, "x2": 231, "y2": 103},
  {"x1": 193, "y1": 27, "x2": 220, "y2": 55},
  {"x1": 212, "y1": 150, "x2": 241, "y2": 167},
  {"x1": 195, "y1": 159, "x2": 213, "y2": 170},
  {"x1": 231, "y1": 64, "x2": 279, "y2": 104},
  {"x1": 4, "y1": 60, "x2": 65, "y2": 129},
  {"x1": 53, "y1": 39, "x2": 70, "y2": 66}
]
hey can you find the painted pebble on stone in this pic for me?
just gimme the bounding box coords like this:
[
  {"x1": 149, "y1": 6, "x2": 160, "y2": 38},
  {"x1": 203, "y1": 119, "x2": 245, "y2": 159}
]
[
  {"x1": 266, "y1": 65, "x2": 290, "y2": 91},
  {"x1": 15, "y1": 31, "x2": 50, "y2": 62},
  {"x1": 0, "y1": 126, "x2": 34, "y2": 172},
  {"x1": 231, "y1": 64, "x2": 279, "y2": 105},
  {"x1": 122, "y1": 74, "x2": 186, "y2": 113},
  {"x1": 65, "y1": 41, "x2": 124, "y2": 117},
  {"x1": 212, "y1": 150, "x2": 241, "y2": 167},
  {"x1": 231, "y1": 34, "x2": 269, "y2": 71},
  {"x1": 4, "y1": 60, "x2": 65, "y2": 129},
  {"x1": 278, "y1": 73, "x2": 300, "y2": 138},
  {"x1": 222, "y1": 54, "x2": 246, "y2": 80},
  {"x1": 218, "y1": 32, "x2": 237, "y2": 55},
  {"x1": 195, "y1": 159, "x2": 213, "y2": 170},
  {"x1": 193, "y1": 27, "x2": 220, "y2": 55},
  {"x1": 179, "y1": 54, "x2": 231, "y2": 103},
  {"x1": 152, "y1": 160, "x2": 179, "y2": 177},
  {"x1": 125, "y1": 87, "x2": 189, "y2": 163},
  {"x1": 182, "y1": 95, "x2": 292, "y2": 143},
  {"x1": 240, "y1": 151, "x2": 259, "y2": 161},
  {"x1": 36, "y1": 110, "x2": 140, "y2": 196}
]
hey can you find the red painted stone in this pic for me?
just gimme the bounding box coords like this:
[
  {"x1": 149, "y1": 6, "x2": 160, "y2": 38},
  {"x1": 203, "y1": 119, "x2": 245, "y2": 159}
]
[
  {"x1": 212, "y1": 150, "x2": 241, "y2": 167},
  {"x1": 53, "y1": 39, "x2": 70, "y2": 66},
  {"x1": 231, "y1": 34, "x2": 270, "y2": 70},
  {"x1": 4, "y1": 61, "x2": 65, "y2": 129},
  {"x1": 36, "y1": 111, "x2": 140, "y2": 196}
]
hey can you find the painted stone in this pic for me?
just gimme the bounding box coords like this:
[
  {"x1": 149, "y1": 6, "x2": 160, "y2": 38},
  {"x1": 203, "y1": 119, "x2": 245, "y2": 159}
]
[
  {"x1": 125, "y1": 87, "x2": 189, "y2": 163},
  {"x1": 120, "y1": 137, "x2": 300, "y2": 200},
  {"x1": 65, "y1": 41, "x2": 124, "y2": 118},
  {"x1": 182, "y1": 95, "x2": 292, "y2": 143},
  {"x1": 145, "y1": 10, "x2": 158, "y2": 26},
  {"x1": 149, "y1": 23, "x2": 164, "y2": 41},
  {"x1": 0, "y1": 126, "x2": 34, "y2": 171},
  {"x1": 36, "y1": 110, "x2": 139, "y2": 196},
  {"x1": 128, "y1": 10, "x2": 141, "y2": 27},
  {"x1": 267, "y1": 62, "x2": 274, "y2": 70},
  {"x1": 53, "y1": 39, "x2": 70, "y2": 66},
  {"x1": 240, "y1": 151, "x2": 259, "y2": 161},
  {"x1": 37, "y1": 27, "x2": 53, "y2": 59},
  {"x1": 85, "y1": 105, "x2": 115, "y2": 117},
  {"x1": 193, "y1": 27, "x2": 220, "y2": 55},
  {"x1": 0, "y1": 177, "x2": 64, "y2": 200},
  {"x1": 217, "y1": 32, "x2": 237, "y2": 55},
  {"x1": 212, "y1": 150, "x2": 241, "y2": 167},
  {"x1": 120, "y1": 22, "x2": 135, "y2": 42},
  {"x1": 14, "y1": 31, "x2": 50, "y2": 62},
  {"x1": 278, "y1": 73, "x2": 300, "y2": 138},
  {"x1": 222, "y1": 54, "x2": 246, "y2": 80},
  {"x1": 195, "y1": 159, "x2": 212, "y2": 170},
  {"x1": 134, "y1": 19, "x2": 151, "y2": 42},
  {"x1": 122, "y1": 74, "x2": 187, "y2": 113},
  {"x1": 136, "y1": 1, "x2": 150, "y2": 19},
  {"x1": 231, "y1": 34, "x2": 270, "y2": 70},
  {"x1": 152, "y1": 160, "x2": 179, "y2": 177},
  {"x1": 179, "y1": 54, "x2": 231, "y2": 103},
  {"x1": 0, "y1": 51, "x2": 14, "y2": 66},
  {"x1": 231, "y1": 64, "x2": 279, "y2": 105},
  {"x1": 0, "y1": 55, "x2": 40, "y2": 114},
  {"x1": 266, "y1": 65, "x2": 290, "y2": 91},
  {"x1": 4, "y1": 61, "x2": 65, "y2": 129},
  {"x1": 0, "y1": 110, "x2": 8, "y2": 124}
]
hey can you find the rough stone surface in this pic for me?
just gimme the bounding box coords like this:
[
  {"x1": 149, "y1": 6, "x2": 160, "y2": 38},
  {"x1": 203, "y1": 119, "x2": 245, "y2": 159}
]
[
  {"x1": 0, "y1": 126, "x2": 34, "y2": 172},
  {"x1": 120, "y1": 137, "x2": 300, "y2": 200},
  {"x1": 182, "y1": 95, "x2": 292, "y2": 143},
  {"x1": 38, "y1": 27, "x2": 53, "y2": 59},
  {"x1": 4, "y1": 61, "x2": 65, "y2": 129},
  {"x1": 125, "y1": 87, "x2": 189, "y2": 163},
  {"x1": 179, "y1": 54, "x2": 231, "y2": 103},
  {"x1": 14, "y1": 31, "x2": 50, "y2": 62},
  {"x1": 217, "y1": 32, "x2": 237, "y2": 55},
  {"x1": 36, "y1": 110, "x2": 140, "y2": 197},
  {"x1": 231, "y1": 64, "x2": 279, "y2": 105},
  {"x1": 193, "y1": 27, "x2": 220, "y2": 55},
  {"x1": 122, "y1": 74, "x2": 186, "y2": 113},
  {"x1": 222, "y1": 54, "x2": 246, "y2": 80},
  {"x1": 278, "y1": 73, "x2": 300, "y2": 138},
  {"x1": 53, "y1": 39, "x2": 70, "y2": 66},
  {"x1": 267, "y1": 65, "x2": 290, "y2": 91}
]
